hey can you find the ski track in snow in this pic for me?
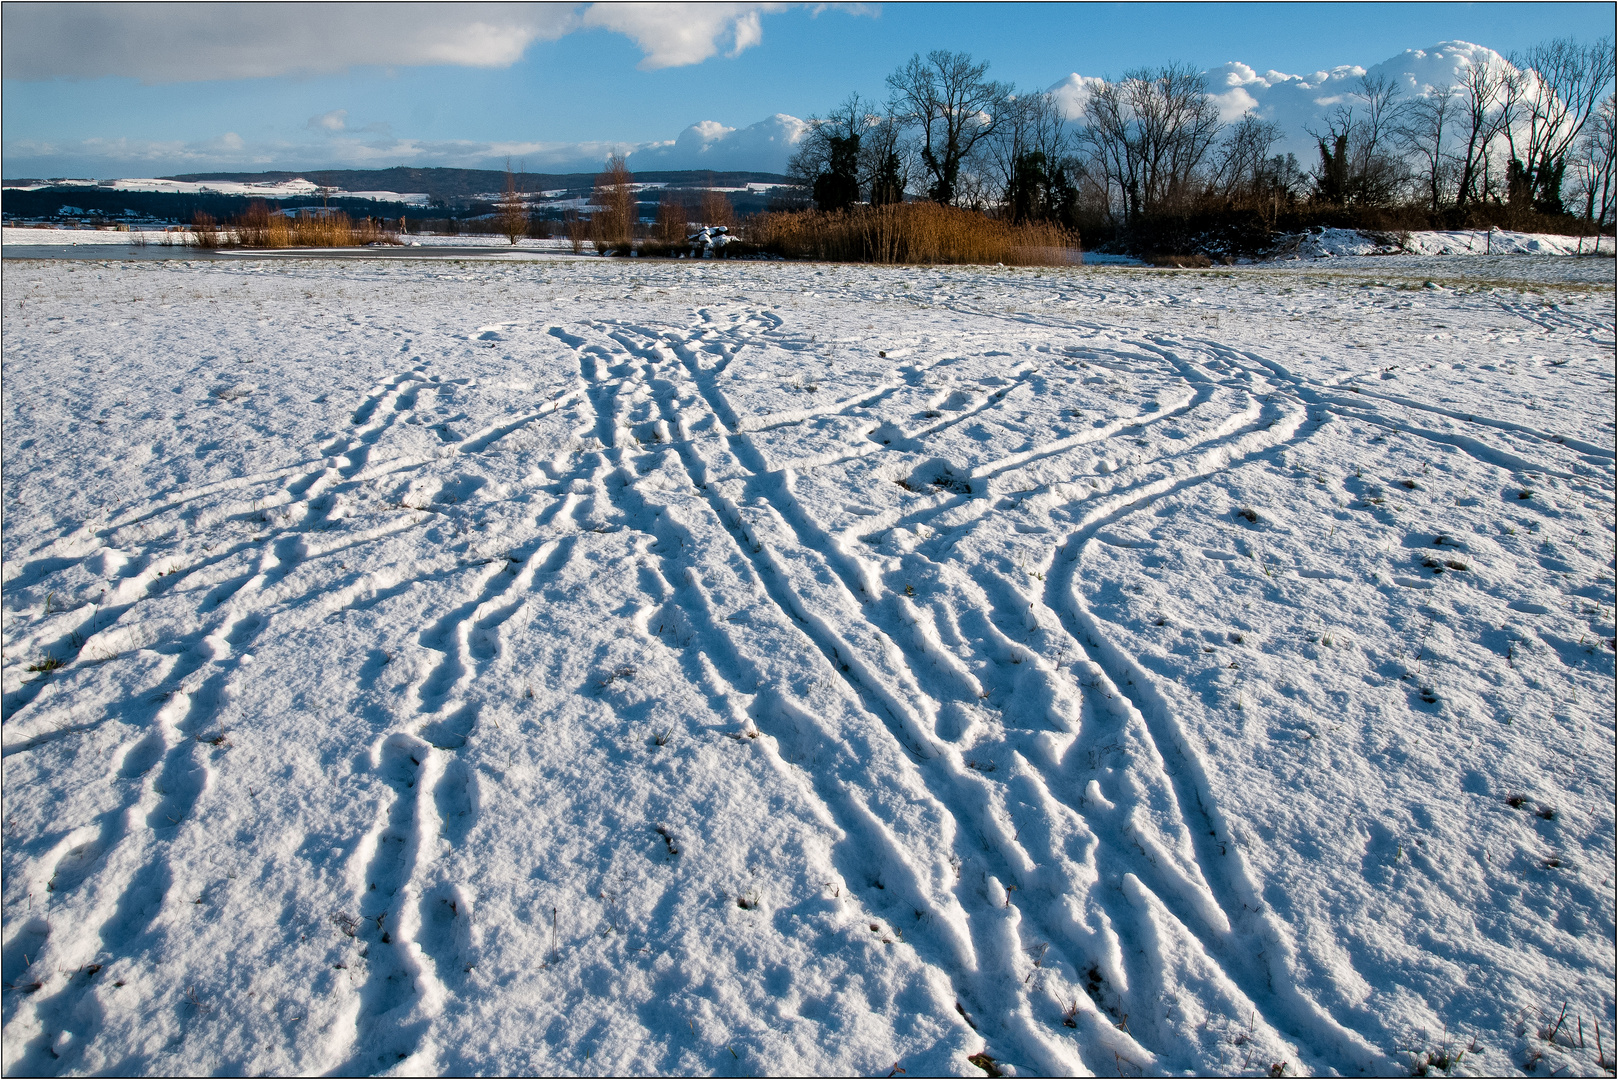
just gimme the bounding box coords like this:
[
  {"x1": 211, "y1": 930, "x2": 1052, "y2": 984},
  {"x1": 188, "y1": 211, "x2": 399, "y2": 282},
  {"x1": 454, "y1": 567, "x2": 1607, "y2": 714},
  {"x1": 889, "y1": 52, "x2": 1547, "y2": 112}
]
[{"x1": 2, "y1": 256, "x2": 1613, "y2": 1076}]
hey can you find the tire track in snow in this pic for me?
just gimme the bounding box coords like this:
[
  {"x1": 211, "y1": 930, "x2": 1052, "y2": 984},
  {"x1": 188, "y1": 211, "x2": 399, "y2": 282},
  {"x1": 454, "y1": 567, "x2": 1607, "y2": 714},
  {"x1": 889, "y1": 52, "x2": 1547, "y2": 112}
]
[
  {"x1": 599, "y1": 316, "x2": 1174, "y2": 1073},
  {"x1": 1, "y1": 359, "x2": 559, "y2": 1067},
  {"x1": 1032, "y1": 374, "x2": 1389, "y2": 1069},
  {"x1": 601, "y1": 309, "x2": 1331, "y2": 1071},
  {"x1": 0, "y1": 361, "x2": 494, "y2": 725},
  {"x1": 330, "y1": 373, "x2": 608, "y2": 1069},
  {"x1": 547, "y1": 319, "x2": 1071, "y2": 1069},
  {"x1": 654, "y1": 307, "x2": 1370, "y2": 1069}
]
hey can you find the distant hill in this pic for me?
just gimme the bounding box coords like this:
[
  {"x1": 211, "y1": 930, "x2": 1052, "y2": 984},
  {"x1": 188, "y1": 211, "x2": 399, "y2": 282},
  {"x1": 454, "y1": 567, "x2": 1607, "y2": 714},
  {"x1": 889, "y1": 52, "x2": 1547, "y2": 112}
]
[
  {"x1": 158, "y1": 168, "x2": 795, "y2": 203},
  {"x1": 0, "y1": 167, "x2": 804, "y2": 224}
]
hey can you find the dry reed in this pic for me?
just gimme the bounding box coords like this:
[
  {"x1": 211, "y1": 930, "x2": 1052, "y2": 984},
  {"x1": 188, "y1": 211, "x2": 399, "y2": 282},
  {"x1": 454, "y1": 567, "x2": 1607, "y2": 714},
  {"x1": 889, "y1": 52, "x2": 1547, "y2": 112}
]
[
  {"x1": 212, "y1": 202, "x2": 400, "y2": 248},
  {"x1": 190, "y1": 211, "x2": 223, "y2": 248},
  {"x1": 746, "y1": 203, "x2": 1079, "y2": 266}
]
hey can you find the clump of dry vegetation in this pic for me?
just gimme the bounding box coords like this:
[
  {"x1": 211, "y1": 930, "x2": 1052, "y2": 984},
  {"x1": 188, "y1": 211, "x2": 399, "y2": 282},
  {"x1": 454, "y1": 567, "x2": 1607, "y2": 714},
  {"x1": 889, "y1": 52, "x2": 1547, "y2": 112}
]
[
  {"x1": 746, "y1": 202, "x2": 1079, "y2": 266},
  {"x1": 200, "y1": 202, "x2": 401, "y2": 249},
  {"x1": 189, "y1": 211, "x2": 224, "y2": 248},
  {"x1": 563, "y1": 209, "x2": 590, "y2": 254}
]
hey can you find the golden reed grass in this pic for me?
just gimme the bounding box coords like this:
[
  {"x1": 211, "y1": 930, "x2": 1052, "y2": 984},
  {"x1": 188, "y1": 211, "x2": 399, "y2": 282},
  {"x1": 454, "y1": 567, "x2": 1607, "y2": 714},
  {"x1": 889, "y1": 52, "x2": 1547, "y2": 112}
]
[
  {"x1": 196, "y1": 204, "x2": 400, "y2": 249},
  {"x1": 746, "y1": 203, "x2": 1079, "y2": 266}
]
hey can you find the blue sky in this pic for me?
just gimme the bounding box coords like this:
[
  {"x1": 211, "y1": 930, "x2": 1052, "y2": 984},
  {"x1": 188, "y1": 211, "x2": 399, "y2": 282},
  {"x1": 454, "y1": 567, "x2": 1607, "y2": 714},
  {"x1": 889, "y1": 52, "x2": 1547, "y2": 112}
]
[{"x1": 3, "y1": 2, "x2": 1612, "y2": 178}]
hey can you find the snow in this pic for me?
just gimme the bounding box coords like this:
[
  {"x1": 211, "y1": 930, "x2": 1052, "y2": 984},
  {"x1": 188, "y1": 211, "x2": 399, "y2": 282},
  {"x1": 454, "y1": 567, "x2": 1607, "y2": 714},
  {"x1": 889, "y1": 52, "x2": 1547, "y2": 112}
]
[
  {"x1": 99, "y1": 177, "x2": 324, "y2": 198},
  {"x1": 686, "y1": 226, "x2": 733, "y2": 253},
  {"x1": 4, "y1": 179, "x2": 434, "y2": 206},
  {"x1": 1, "y1": 254, "x2": 1613, "y2": 1076},
  {"x1": 1278, "y1": 228, "x2": 1618, "y2": 260},
  {"x1": 3, "y1": 227, "x2": 174, "y2": 246}
]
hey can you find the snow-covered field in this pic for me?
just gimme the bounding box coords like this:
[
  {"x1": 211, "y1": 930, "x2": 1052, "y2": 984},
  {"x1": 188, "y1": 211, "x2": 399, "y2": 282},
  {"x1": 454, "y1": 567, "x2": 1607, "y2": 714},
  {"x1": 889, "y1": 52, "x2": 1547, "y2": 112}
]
[{"x1": 2, "y1": 254, "x2": 1613, "y2": 1077}]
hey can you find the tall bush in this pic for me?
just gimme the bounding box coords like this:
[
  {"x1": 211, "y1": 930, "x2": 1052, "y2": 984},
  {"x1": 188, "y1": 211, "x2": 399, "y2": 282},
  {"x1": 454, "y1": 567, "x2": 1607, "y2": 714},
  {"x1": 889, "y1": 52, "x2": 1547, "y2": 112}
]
[{"x1": 592, "y1": 154, "x2": 636, "y2": 252}]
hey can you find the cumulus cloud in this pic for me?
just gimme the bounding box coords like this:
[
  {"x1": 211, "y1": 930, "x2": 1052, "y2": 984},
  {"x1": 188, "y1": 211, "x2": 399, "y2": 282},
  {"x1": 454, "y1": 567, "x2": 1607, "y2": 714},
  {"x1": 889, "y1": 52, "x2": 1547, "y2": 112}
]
[
  {"x1": 308, "y1": 109, "x2": 349, "y2": 132},
  {"x1": 628, "y1": 113, "x2": 805, "y2": 169},
  {"x1": 580, "y1": 3, "x2": 785, "y2": 70},
  {"x1": 1, "y1": 2, "x2": 793, "y2": 83},
  {"x1": 1049, "y1": 42, "x2": 1514, "y2": 159},
  {"x1": 1044, "y1": 73, "x2": 1105, "y2": 122}
]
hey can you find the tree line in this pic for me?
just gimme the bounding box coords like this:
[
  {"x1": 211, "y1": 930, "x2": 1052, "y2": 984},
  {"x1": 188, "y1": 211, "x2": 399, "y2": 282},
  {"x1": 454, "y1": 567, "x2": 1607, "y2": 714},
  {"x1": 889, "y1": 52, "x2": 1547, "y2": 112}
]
[{"x1": 788, "y1": 41, "x2": 1616, "y2": 246}]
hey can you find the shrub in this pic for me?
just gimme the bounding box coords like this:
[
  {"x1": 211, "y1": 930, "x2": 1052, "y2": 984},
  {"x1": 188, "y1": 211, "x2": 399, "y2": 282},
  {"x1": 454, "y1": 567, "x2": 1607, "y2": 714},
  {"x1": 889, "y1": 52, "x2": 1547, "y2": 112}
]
[
  {"x1": 189, "y1": 211, "x2": 222, "y2": 248},
  {"x1": 564, "y1": 209, "x2": 589, "y2": 254},
  {"x1": 497, "y1": 162, "x2": 528, "y2": 245},
  {"x1": 224, "y1": 205, "x2": 398, "y2": 248},
  {"x1": 657, "y1": 196, "x2": 689, "y2": 244},
  {"x1": 745, "y1": 202, "x2": 1079, "y2": 266},
  {"x1": 698, "y1": 188, "x2": 736, "y2": 230},
  {"x1": 233, "y1": 201, "x2": 291, "y2": 247}
]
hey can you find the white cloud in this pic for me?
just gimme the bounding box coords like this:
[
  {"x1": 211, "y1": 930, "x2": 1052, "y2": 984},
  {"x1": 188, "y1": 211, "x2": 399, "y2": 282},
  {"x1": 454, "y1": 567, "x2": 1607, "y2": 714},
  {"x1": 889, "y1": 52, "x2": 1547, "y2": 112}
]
[
  {"x1": 580, "y1": 3, "x2": 786, "y2": 70},
  {"x1": 309, "y1": 110, "x2": 349, "y2": 132},
  {"x1": 0, "y1": 2, "x2": 795, "y2": 83},
  {"x1": 628, "y1": 113, "x2": 806, "y2": 169},
  {"x1": 1051, "y1": 42, "x2": 1516, "y2": 160},
  {"x1": 1045, "y1": 73, "x2": 1105, "y2": 122}
]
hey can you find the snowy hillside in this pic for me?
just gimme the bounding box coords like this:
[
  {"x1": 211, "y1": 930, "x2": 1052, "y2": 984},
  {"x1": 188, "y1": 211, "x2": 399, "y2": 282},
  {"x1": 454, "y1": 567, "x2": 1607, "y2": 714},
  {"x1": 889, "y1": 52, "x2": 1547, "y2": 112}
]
[{"x1": 1, "y1": 254, "x2": 1613, "y2": 1076}]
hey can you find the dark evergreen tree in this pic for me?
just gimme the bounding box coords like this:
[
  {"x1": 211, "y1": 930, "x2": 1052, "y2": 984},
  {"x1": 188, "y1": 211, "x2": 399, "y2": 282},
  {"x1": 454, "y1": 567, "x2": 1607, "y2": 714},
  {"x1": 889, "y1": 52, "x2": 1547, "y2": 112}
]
[
  {"x1": 1314, "y1": 133, "x2": 1351, "y2": 204},
  {"x1": 812, "y1": 134, "x2": 862, "y2": 212},
  {"x1": 868, "y1": 151, "x2": 906, "y2": 206}
]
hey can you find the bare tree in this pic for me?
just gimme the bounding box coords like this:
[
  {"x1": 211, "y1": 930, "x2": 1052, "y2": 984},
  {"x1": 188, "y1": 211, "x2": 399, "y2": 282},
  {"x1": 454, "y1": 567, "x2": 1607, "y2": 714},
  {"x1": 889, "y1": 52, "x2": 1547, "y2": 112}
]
[
  {"x1": 1569, "y1": 92, "x2": 1617, "y2": 225},
  {"x1": 1353, "y1": 74, "x2": 1410, "y2": 204},
  {"x1": 1308, "y1": 75, "x2": 1408, "y2": 206},
  {"x1": 1354, "y1": 75, "x2": 1405, "y2": 161},
  {"x1": 1077, "y1": 63, "x2": 1222, "y2": 225},
  {"x1": 697, "y1": 187, "x2": 734, "y2": 228},
  {"x1": 886, "y1": 50, "x2": 1013, "y2": 205},
  {"x1": 860, "y1": 113, "x2": 912, "y2": 206},
  {"x1": 988, "y1": 90, "x2": 1070, "y2": 220},
  {"x1": 1501, "y1": 36, "x2": 1617, "y2": 212},
  {"x1": 656, "y1": 193, "x2": 688, "y2": 244},
  {"x1": 1212, "y1": 113, "x2": 1283, "y2": 199},
  {"x1": 1396, "y1": 84, "x2": 1458, "y2": 211},
  {"x1": 497, "y1": 158, "x2": 527, "y2": 245},
  {"x1": 1455, "y1": 58, "x2": 1509, "y2": 207},
  {"x1": 592, "y1": 153, "x2": 636, "y2": 252}
]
